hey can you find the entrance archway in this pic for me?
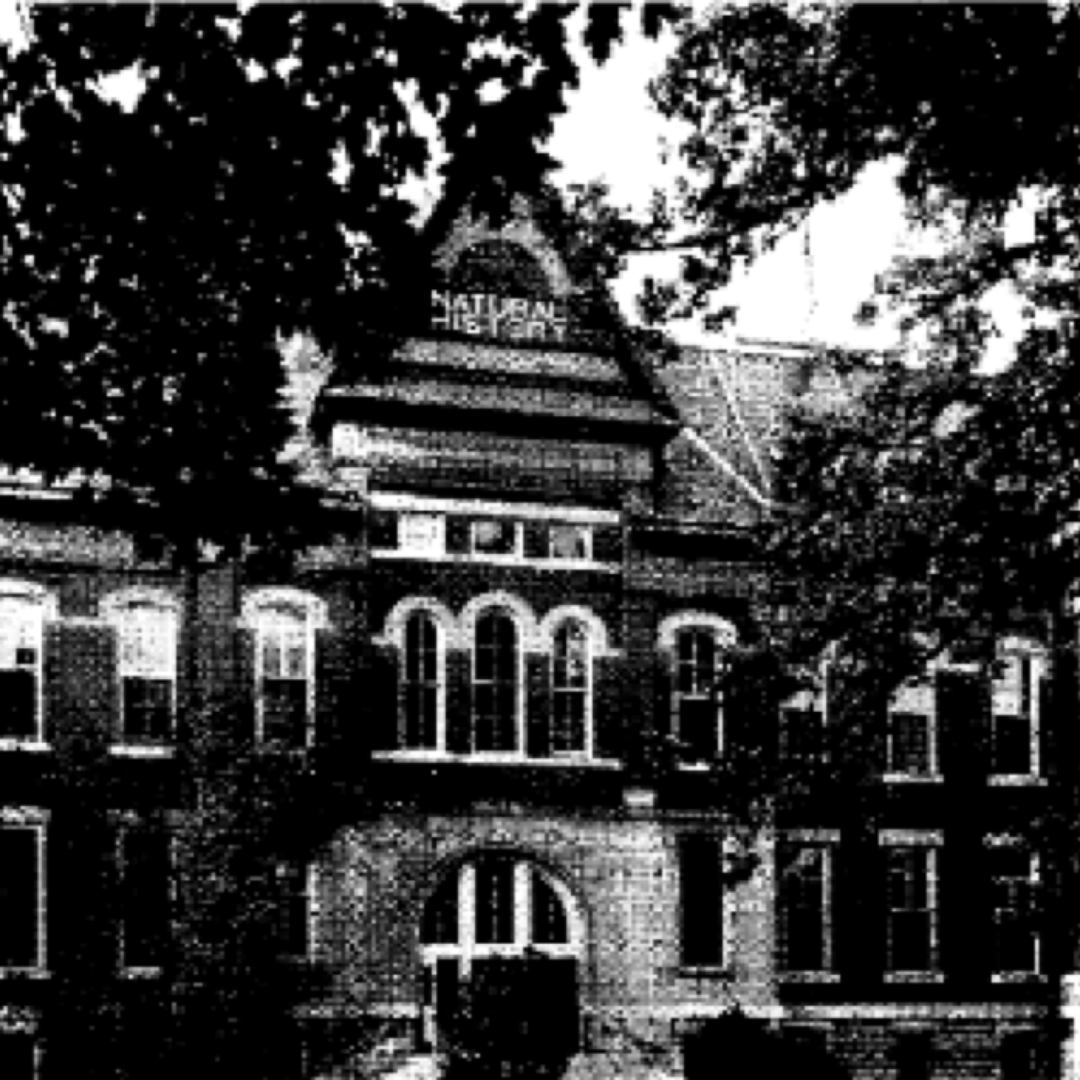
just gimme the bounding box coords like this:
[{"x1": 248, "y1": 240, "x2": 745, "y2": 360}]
[{"x1": 419, "y1": 853, "x2": 584, "y2": 1049}]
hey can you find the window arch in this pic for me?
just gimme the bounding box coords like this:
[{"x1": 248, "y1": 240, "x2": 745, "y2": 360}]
[
  {"x1": 472, "y1": 607, "x2": 521, "y2": 755},
  {"x1": 0, "y1": 581, "x2": 55, "y2": 747},
  {"x1": 658, "y1": 613, "x2": 738, "y2": 765},
  {"x1": 102, "y1": 589, "x2": 179, "y2": 750},
  {"x1": 242, "y1": 589, "x2": 328, "y2": 750}
]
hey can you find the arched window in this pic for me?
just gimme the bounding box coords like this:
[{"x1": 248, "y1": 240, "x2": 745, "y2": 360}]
[
  {"x1": 551, "y1": 620, "x2": 590, "y2": 758},
  {"x1": 0, "y1": 582, "x2": 53, "y2": 746},
  {"x1": 104, "y1": 591, "x2": 179, "y2": 750},
  {"x1": 243, "y1": 590, "x2": 326, "y2": 751},
  {"x1": 472, "y1": 609, "x2": 519, "y2": 754},
  {"x1": 403, "y1": 610, "x2": 443, "y2": 751},
  {"x1": 673, "y1": 627, "x2": 725, "y2": 763}
]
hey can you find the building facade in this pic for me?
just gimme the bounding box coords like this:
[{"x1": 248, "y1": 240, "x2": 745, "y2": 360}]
[{"x1": 0, "y1": 190, "x2": 1068, "y2": 1080}]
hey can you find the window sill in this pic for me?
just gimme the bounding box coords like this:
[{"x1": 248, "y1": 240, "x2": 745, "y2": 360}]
[
  {"x1": 883, "y1": 773, "x2": 944, "y2": 785},
  {"x1": 779, "y1": 971, "x2": 841, "y2": 984},
  {"x1": 371, "y1": 549, "x2": 618, "y2": 574},
  {"x1": 109, "y1": 745, "x2": 174, "y2": 759},
  {"x1": 0, "y1": 739, "x2": 48, "y2": 753},
  {"x1": 119, "y1": 967, "x2": 163, "y2": 979},
  {"x1": 883, "y1": 971, "x2": 945, "y2": 985},
  {"x1": 676, "y1": 965, "x2": 731, "y2": 979},
  {"x1": 991, "y1": 971, "x2": 1045, "y2": 984},
  {"x1": 0, "y1": 968, "x2": 49, "y2": 980},
  {"x1": 988, "y1": 775, "x2": 1046, "y2": 788},
  {"x1": 371, "y1": 750, "x2": 621, "y2": 769}
]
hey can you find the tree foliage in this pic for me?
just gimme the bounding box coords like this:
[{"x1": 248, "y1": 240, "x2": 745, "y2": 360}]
[
  {"x1": 0, "y1": 1, "x2": 677, "y2": 559},
  {"x1": 653, "y1": 2, "x2": 1080, "y2": 685}
]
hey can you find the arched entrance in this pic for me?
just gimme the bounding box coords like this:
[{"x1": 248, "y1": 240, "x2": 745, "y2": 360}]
[{"x1": 419, "y1": 852, "x2": 584, "y2": 1049}]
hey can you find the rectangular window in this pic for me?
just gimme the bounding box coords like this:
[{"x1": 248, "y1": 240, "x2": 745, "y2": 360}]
[
  {"x1": 548, "y1": 523, "x2": 592, "y2": 562},
  {"x1": 678, "y1": 833, "x2": 724, "y2": 968},
  {"x1": 469, "y1": 519, "x2": 519, "y2": 557},
  {"x1": 990, "y1": 652, "x2": 1041, "y2": 779},
  {"x1": 118, "y1": 824, "x2": 171, "y2": 971},
  {"x1": 988, "y1": 843, "x2": 1040, "y2": 977},
  {"x1": 886, "y1": 679, "x2": 937, "y2": 778},
  {"x1": 0, "y1": 600, "x2": 42, "y2": 743},
  {"x1": 883, "y1": 841, "x2": 939, "y2": 976},
  {"x1": 0, "y1": 819, "x2": 44, "y2": 972},
  {"x1": 674, "y1": 630, "x2": 723, "y2": 764},
  {"x1": 117, "y1": 607, "x2": 177, "y2": 747},
  {"x1": 258, "y1": 619, "x2": 311, "y2": 750},
  {"x1": 399, "y1": 513, "x2": 445, "y2": 556},
  {"x1": 778, "y1": 840, "x2": 834, "y2": 975},
  {"x1": 780, "y1": 700, "x2": 825, "y2": 767}
]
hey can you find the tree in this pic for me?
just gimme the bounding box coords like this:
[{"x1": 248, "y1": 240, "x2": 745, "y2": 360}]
[
  {"x1": 651, "y1": 0, "x2": 1080, "y2": 691},
  {"x1": 2, "y1": 4, "x2": 681, "y2": 1077}
]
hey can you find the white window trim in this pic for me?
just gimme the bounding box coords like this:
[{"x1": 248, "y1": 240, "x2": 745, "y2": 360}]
[
  {"x1": 987, "y1": 836, "x2": 1043, "y2": 982},
  {"x1": 0, "y1": 808, "x2": 47, "y2": 978},
  {"x1": 777, "y1": 834, "x2": 839, "y2": 982},
  {"x1": 103, "y1": 590, "x2": 180, "y2": 753},
  {"x1": 880, "y1": 831, "x2": 942, "y2": 982},
  {"x1": 0, "y1": 582, "x2": 55, "y2": 752},
  {"x1": 243, "y1": 589, "x2": 327, "y2": 751},
  {"x1": 989, "y1": 642, "x2": 1045, "y2": 783},
  {"x1": 370, "y1": 490, "x2": 620, "y2": 526}
]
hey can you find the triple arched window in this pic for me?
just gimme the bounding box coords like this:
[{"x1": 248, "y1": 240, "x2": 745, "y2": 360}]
[{"x1": 382, "y1": 597, "x2": 610, "y2": 760}]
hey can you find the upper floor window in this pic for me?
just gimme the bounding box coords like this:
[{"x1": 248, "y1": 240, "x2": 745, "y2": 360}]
[
  {"x1": 470, "y1": 519, "x2": 520, "y2": 558},
  {"x1": 106, "y1": 593, "x2": 178, "y2": 750},
  {"x1": 881, "y1": 831, "x2": 941, "y2": 979},
  {"x1": 672, "y1": 628, "x2": 728, "y2": 764},
  {"x1": 987, "y1": 839, "x2": 1041, "y2": 978},
  {"x1": 402, "y1": 609, "x2": 443, "y2": 752},
  {"x1": 472, "y1": 608, "x2": 520, "y2": 754},
  {"x1": 548, "y1": 523, "x2": 591, "y2": 562},
  {"x1": 0, "y1": 812, "x2": 45, "y2": 973},
  {"x1": 777, "y1": 836, "x2": 836, "y2": 977},
  {"x1": 886, "y1": 676, "x2": 938, "y2": 780},
  {"x1": 551, "y1": 619, "x2": 590, "y2": 757},
  {"x1": 276, "y1": 859, "x2": 315, "y2": 961},
  {"x1": 400, "y1": 513, "x2": 445, "y2": 557},
  {"x1": 0, "y1": 583, "x2": 51, "y2": 746},
  {"x1": 990, "y1": 640, "x2": 1045, "y2": 780},
  {"x1": 243, "y1": 590, "x2": 327, "y2": 751},
  {"x1": 780, "y1": 658, "x2": 830, "y2": 768}
]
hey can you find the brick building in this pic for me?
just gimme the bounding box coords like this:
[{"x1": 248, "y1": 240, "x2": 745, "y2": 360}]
[{"x1": 0, "y1": 187, "x2": 1068, "y2": 1080}]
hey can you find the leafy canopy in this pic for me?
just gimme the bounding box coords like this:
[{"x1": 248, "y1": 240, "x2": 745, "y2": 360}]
[
  {"x1": 0, "y1": 1, "x2": 677, "y2": 557},
  {"x1": 653, "y1": 2, "x2": 1080, "y2": 684}
]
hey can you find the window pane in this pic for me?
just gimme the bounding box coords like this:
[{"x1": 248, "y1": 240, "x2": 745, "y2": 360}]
[
  {"x1": 475, "y1": 859, "x2": 515, "y2": 944},
  {"x1": 889, "y1": 712, "x2": 931, "y2": 774},
  {"x1": 0, "y1": 670, "x2": 37, "y2": 740},
  {"x1": 121, "y1": 828, "x2": 170, "y2": 968},
  {"x1": 404, "y1": 685, "x2": 438, "y2": 750},
  {"x1": 552, "y1": 692, "x2": 586, "y2": 756},
  {"x1": 889, "y1": 910, "x2": 933, "y2": 971},
  {"x1": 422, "y1": 872, "x2": 459, "y2": 945},
  {"x1": 121, "y1": 678, "x2": 173, "y2": 745},
  {"x1": 471, "y1": 520, "x2": 516, "y2": 556},
  {"x1": 549, "y1": 524, "x2": 589, "y2": 561},
  {"x1": 120, "y1": 610, "x2": 175, "y2": 677},
  {"x1": 0, "y1": 1033, "x2": 35, "y2": 1080},
  {"x1": 532, "y1": 870, "x2": 568, "y2": 945},
  {"x1": 781, "y1": 708, "x2": 824, "y2": 765},
  {"x1": 473, "y1": 612, "x2": 517, "y2": 752},
  {"x1": 678, "y1": 834, "x2": 723, "y2": 967},
  {"x1": 261, "y1": 679, "x2": 308, "y2": 748},
  {"x1": 679, "y1": 698, "x2": 718, "y2": 761},
  {"x1": 780, "y1": 847, "x2": 828, "y2": 971},
  {"x1": 277, "y1": 861, "x2": 309, "y2": 958},
  {"x1": 0, "y1": 827, "x2": 39, "y2": 969},
  {"x1": 991, "y1": 714, "x2": 1031, "y2": 775}
]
